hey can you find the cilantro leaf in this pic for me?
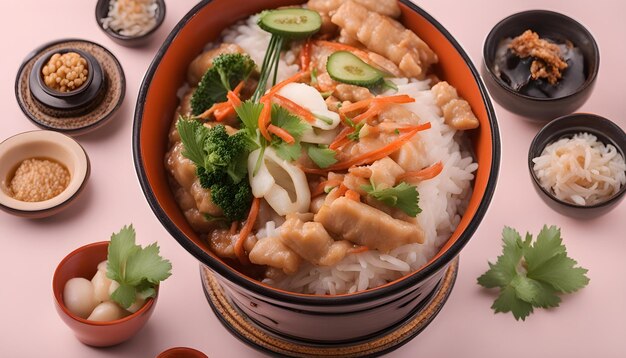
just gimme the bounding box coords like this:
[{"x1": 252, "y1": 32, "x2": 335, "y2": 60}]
[
  {"x1": 492, "y1": 285, "x2": 534, "y2": 321},
  {"x1": 477, "y1": 225, "x2": 589, "y2": 320},
  {"x1": 362, "y1": 182, "x2": 421, "y2": 217},
  {"x1": 124, "y1": 243, "x2": 173, "y2": 286},
  {"x1": 527, "y1": 254, "x2": 589, "y2": 293},
  {"x1": 307, "y1": 145, "x2": 337, "y2": 169},
  {"x1": 110, "y1": 283, "x2": 137, "y2": 309},
  {"x1": 106, "y1": 225, "x2": 172, "y2": 309},
  {"x1": 271, "y1": 105, "x2": 310, "y2": 139},
  {"x1": 106, "y1": 225, "x2": 139, "y2": 283},
  {"x1": 175, "y1": 118, "x2": 208, "y2": 169},
  {"x1": 274, "y1": 141, "x2": 302, "y2": 161}
]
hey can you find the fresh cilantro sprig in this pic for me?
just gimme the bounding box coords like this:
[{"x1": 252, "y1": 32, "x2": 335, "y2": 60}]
[
  {"x1": 306, "y1": 144, "x2": 337, "y2": 168},
  {"x1": 270, "y1": 105, "x2": 310, "y2": 161},
  {"x1": 106, "y1": 225, "x2": 172, "y2": 309},
  {"x1": 477, "y1": 226, "x2": 589, "y2": 321},
  {"x1": 362, "y1": 181, "x2": 421, "y2": 217}
]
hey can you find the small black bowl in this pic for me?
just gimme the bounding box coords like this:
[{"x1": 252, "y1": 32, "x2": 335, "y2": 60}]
[
  {"x1": 95, "y1": 0, "x2": 166, "y2": 47},
  {"x1": 29, "y1": 48, "x2": 104, "y2": 111},
  {"x1": 483, "y1": 10, "x2": 600, "y2": 121},
  {"x1": 528, "y1": 113, "x2": 626, "y2": 218}
]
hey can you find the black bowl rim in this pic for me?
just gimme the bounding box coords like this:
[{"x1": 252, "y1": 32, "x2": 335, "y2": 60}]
[
  {"x1": 94, "y1": 0, "x2": 166, "y2": 42},
  {"x1": 527, "y1": 113, "x2": 626, "y2": 209},
  {"x1": 14, "y1": 38, "x2": 127, "y2": 136},
  {"x1": 482, "y1": 9, "x2": 600, "y2": 102},
  {"x1": 132, "y1": 0, "x2": 501, "y2": 306}
]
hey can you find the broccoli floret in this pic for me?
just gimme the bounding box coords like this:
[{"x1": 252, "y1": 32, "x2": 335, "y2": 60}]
[
  {"x1": 190, "y1": 53, "x2": 256, "y2": 115},
  {"x1": 209, "y1": 180, "x2": 253, "y2": 221}
]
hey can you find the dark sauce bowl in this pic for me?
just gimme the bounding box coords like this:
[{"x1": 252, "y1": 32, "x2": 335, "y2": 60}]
[
  {"x1": 483, "y1": 10, "x2": 600, "y2": 121},
  {"x1": 29, "y1": 48, "x2": 104, "y2": 111},
  {"x1": 95, "y1": 0, "x2": 166, "y2": 47},
  {"x1": 528, "y1": 113, "x2": 626, "y2": 218},
  {"x1": 133, "y1": 0, "x2": 500, "y2": 354}
]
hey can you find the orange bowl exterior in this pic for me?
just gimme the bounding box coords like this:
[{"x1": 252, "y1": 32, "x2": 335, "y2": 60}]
[
  {"x1": 133, "y1": 0, "x2": 499, "y2": 348},
  {"x1": 52, "y1": 241, "x2": 158, "y2": 347}
]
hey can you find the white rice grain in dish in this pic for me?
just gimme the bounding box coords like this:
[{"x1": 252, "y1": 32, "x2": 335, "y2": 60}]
[
  {"x1": 101, "y1": 0, "x2": 158, "y2": 37},
  {"x1": 264, "y1": 79, "x2": 478, "y2": 294},
  {"x1": 532, "y1": 133, "x2": 626, "y2": 205}
]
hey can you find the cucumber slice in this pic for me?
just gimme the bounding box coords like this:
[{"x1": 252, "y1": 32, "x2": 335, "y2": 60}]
[
  {"x1": 326, "y1": 51, "x2": 383, "y2": 87},
  {"x1": 258, "y1": 9, "x2": 321, "y2": 39}
]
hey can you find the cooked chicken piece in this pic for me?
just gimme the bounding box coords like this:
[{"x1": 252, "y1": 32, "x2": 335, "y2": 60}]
[
  {"x1": 325, "y1": 96, "x2": 342, "y2": 112},
  {"x1": 166, "y1": 142, "x2": 199, "y2": 189},
  {"x1": 337, "y1": 29, "x2": 361, "y2": 47},
  {"x1": 209, "y1": 229, "x2": 258, "y2": 259},
  {"x1": 344, "y1": 157, "x2": 404, "y2": 195},
  {"x1": 431, "y1": 81, "x2": 479, "y2": 130},
  {"x1": 378, "y1": 103, "x2": 421, "y2": 126},
  {"x1": 310, "y1": 195, "x2": 326, "y2": 213},
  {"x1": 168, "y1": 89, "x2": 195, "y2": 143},
  {"x1": 366, "y1": 52, "x2": 403, "y2": 77},
  {"x1": 334, "y1": 84, "x2": 373, "y2": 102},
  {"x1": 331, "y1": 0, "x2": 437, "y2": 79},
  {"x1": 315, "y1": 197, "x2": 425, "y2": 252},
  {"x1": 170, "y1": 186, "x2": 213, "y2": 233},
  {"x1": 369, "y1": 157, "x2": 405, "y2": 188},
  {"x1": 249, "y1": 236, "x2": 301, "y2": 274},
  {"x1": 308, "y1": 0, "x2": 401, "y2": 18},
  {"x1": 280, "y1": 214, "x2": 351, "y2": 266},
  {"x1": 189, "y1": 179, "x2": 222, "y2": 215},
  {"x1": 187, "y1": 43, "x2": 244, "y2": 85}
]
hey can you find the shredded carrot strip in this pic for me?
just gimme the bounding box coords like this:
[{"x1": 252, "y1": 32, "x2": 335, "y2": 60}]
[
  {"x1": 300, "y1": 41, "x2": 312, "y2": 71},
  {"x1": 301, "y1": 166, "x2": 331, "y2": 175},
  {"x1": 311, "y1": 179, "x2": 343, "y2": 197},
  {"x1": 345, "y1": 189, "x2": 360, "y2": 202},
  {"x1": 315, "y1": 40, "x2": 369, "y2": 58},
  {"x1": 340, "y1": 95, "x2": 415, "y2": 115},
  {"x1": 335, "y1": 184, "x2": 349, "y2": 197},
  {"x1": 229, "y1": 221, "x2": 239, "y2": 235},
  {"x1": 327, "y1": 123, "x2": 431, "y2": 171},
  {"x1": 235, "y1": 197, "x2": 260, "y2": 265},
  {"x1": 263, "y1": 70, "x2": 310, "y2": 100},
  {"x1": 329, "y1": 126, "x2": 355, "y2": 150},
  {"x1": 273, "y1": 94, "x2": 316, "y2": 123},
  {"x1": 199, "y1": 82, "x2": 245, "y2": 121},
  {"x1": 348, "y1": 246, "x2": 369, "y2": 254},
  {"x1": 351, "y1": 103, "x2": 383, "y2": 124},
  {"x1": 268, "y1": 124, "x2": 295, "y2": 144},
  {"x1": 397, "y1": 161, "x2": 444, "y2": 183},
  {"x1": 214, "y1": 105, "x2": 235, "y2": 122},
  {"x1": 258, "y1": 98, "x2": 272, "y2": 141}
]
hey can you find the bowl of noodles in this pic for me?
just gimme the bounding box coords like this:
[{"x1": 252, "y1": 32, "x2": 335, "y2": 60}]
[{"x1": 133, "y1": 0, "x2": 499, "y2": 352}]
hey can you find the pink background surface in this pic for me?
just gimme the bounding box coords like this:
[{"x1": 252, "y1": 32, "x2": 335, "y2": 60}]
[{"x1": 1, "y1": 0, "x2": 625, "y2": 357}]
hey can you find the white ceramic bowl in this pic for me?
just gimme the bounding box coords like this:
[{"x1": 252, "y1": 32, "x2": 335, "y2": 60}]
[{"x1": 0, "y1": 130, "x2": 90, "y2": 218}]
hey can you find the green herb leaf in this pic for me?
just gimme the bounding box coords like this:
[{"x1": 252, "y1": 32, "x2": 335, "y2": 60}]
[
  {"x1": 176, "y1": 118, "x2": 209, "y2": 169},
  {"x1": 347, "y1": 122, "x2": 364, "y2": 141},
  {"x1": 274, "y1": 141, "x2": 302, "y2": 161},
  {"x1": 307, "y1": 145, "x2": 337, "y2": 169},
  {"x1": 362, "y1": 182, "x2": 421, "y2": 217},
  {"x1": 477, "y1": 225, "x2": 589, "y2": 320},
  {"x1": 271, "y1": 105, "x2": 310, "y2": 139},
  {"x1": 106, "y1": 225, "x2": 172, "y2": 309},
  {"x1": 106, "y1": 225, "x2": 140, "y2": 283},
  {"x1": 110, "y1": 283, "x2": 137, "y2": 310}
]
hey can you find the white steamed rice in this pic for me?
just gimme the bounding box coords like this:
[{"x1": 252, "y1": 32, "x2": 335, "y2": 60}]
[{"x1": 212, "y1": 16, "x2": 478, "y2": 295}]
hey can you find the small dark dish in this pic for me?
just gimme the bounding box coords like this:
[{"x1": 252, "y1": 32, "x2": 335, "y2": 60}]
[
  {"x1": 528, "y1": 113, "x2": 626, "y2": 218},
  {"x1": 29, "y1": 48, "x2": 105, "y2": 111},
  {"x1": 95, "y1": 0, "x2": 166, "y2": 47},
  {"x1": 15, "y1": 39, "x2": 126, "y2": 135},
  {"x1": 483, "y1": 10, "x2": 600, "y2": 121}
]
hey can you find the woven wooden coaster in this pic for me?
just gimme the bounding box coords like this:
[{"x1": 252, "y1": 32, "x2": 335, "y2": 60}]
[
  {"x1": 15, "y1": 39, "x2": 125, "y2": 135},
  {"x1": 201, "y1": 258, "x2": 458, "y2": 357}
]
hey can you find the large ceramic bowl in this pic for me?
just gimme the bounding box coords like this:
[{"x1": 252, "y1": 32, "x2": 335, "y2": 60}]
[{"x1": 133, "y1": 0, "x2": 500, "y2": 352}]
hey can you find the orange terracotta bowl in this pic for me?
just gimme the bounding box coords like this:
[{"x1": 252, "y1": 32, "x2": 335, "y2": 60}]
[
  {"x1": 52, "y1": 241, "x2": 158, "y2": 347},
  {"x1": 133, "y1": 0, "x2": 500, "y2": 352}
]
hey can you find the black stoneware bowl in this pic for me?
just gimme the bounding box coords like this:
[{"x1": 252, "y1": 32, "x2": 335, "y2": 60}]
[
  {"x1": 95, "y1": 0, "x2": 166, "y2": 47},
  {"x1": 133, "y1": 0, "x2": 500, "y2": 353},
  {"x1": 482, "y1": 10, "x2": 599, "y2": 121},
  {"x1": 528, "y1": 113, "x2": 626, "y2": 218}
]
